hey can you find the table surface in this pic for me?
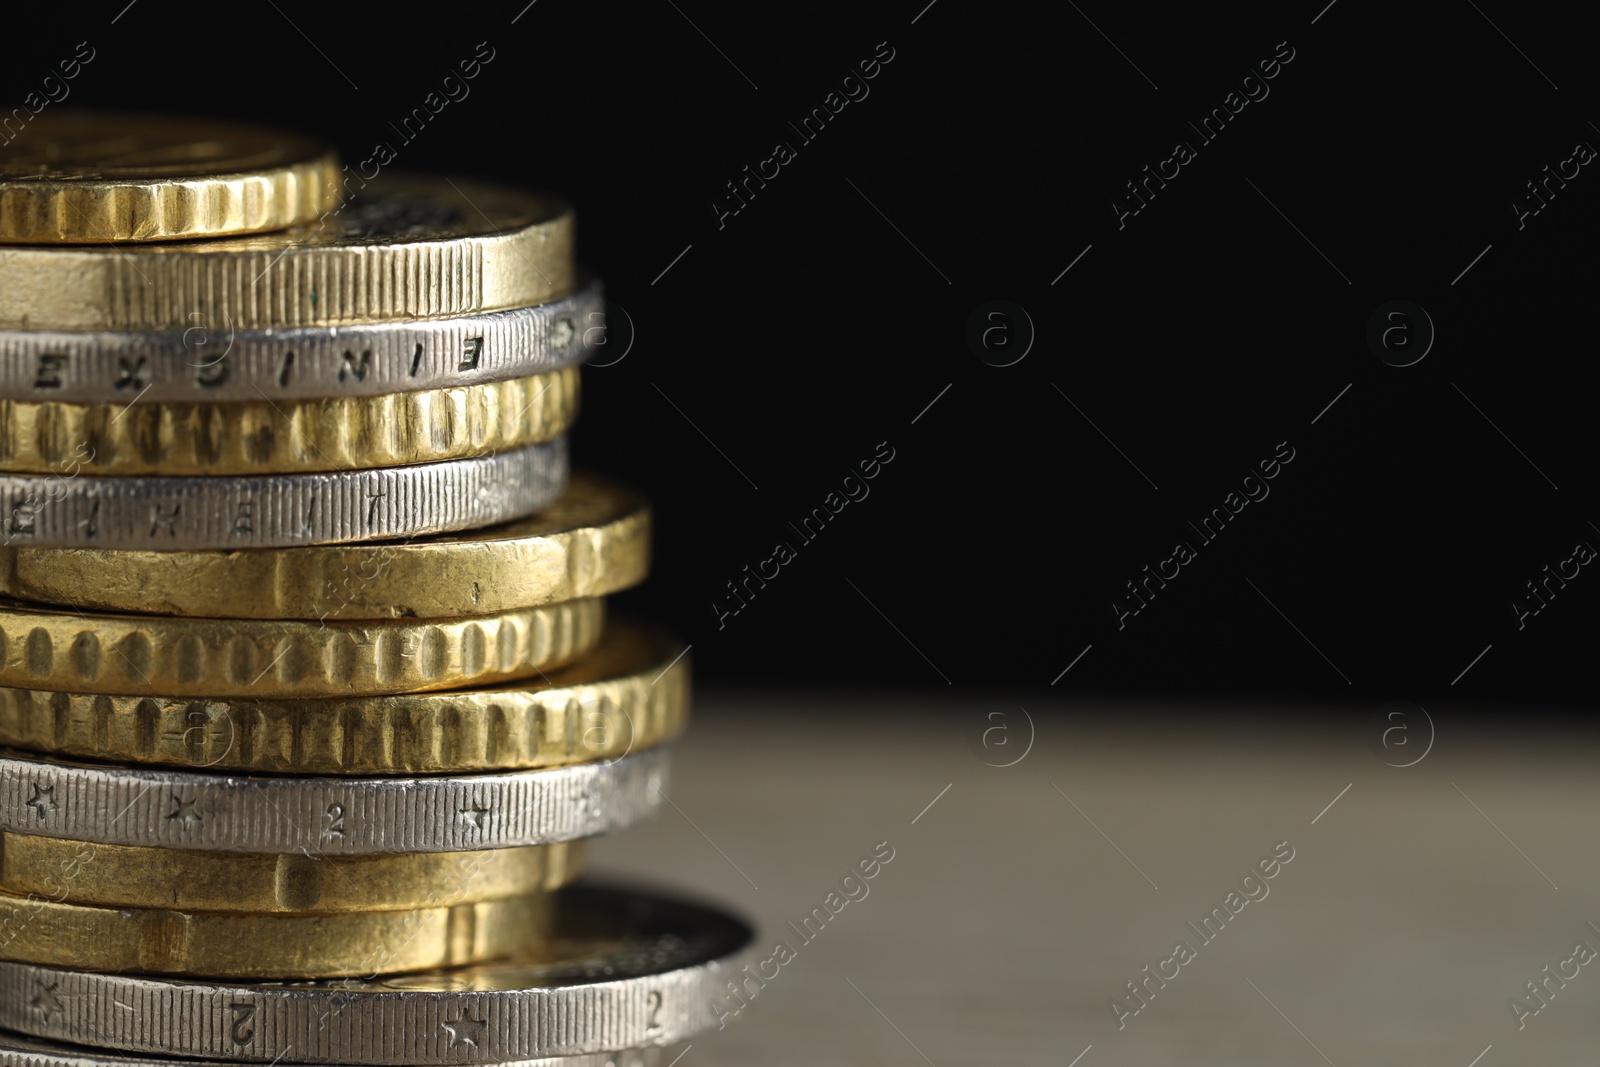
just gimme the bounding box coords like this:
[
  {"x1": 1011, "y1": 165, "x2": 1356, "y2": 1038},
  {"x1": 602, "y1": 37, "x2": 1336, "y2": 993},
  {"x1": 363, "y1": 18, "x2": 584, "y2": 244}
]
[{"x1": 587, "y1": 693, "x2": 1598, "y2": 1066}]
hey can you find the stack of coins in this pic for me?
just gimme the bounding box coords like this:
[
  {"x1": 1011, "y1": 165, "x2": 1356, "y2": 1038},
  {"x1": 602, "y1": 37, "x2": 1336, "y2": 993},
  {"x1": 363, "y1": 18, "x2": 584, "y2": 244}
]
[{"x1": 0, "y1": 111, "x2": 751, "y2": 1067}]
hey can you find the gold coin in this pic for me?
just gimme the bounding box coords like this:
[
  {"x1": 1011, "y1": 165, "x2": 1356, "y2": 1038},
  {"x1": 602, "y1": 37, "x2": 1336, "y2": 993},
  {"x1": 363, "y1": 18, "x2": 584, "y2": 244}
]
[
  {"x1": 0, "y1": 473, "x2": 647, "y2": 620},
  {"x1": 0, "y1": 368, "x2": 577, "y2": 475},
  {"x1": 0, "y1": 619, "x2": 686, "y2": 774},
  {"x1": 0, "y1": 110, "x2": 339, "y2": 244},
  {"x1": 0, "y1": 834, "x2": 581, "y2": 913},
  {"x1": 0, "y1": 174, "x2": 573, "y2": 331},
  {"x1": 0, "y1": 598, "x2": 603, "y2": 699},
  {"x1": 0, "y1": 885, "x2": 552, "y2": 978}
]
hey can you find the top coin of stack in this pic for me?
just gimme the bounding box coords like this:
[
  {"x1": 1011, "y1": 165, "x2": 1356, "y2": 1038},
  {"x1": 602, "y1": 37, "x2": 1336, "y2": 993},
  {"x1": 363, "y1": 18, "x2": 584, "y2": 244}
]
[
  {"x1": 0, "y1": 110, "x2": 340, "y2": 245},
  {"x1": 0, "y1": 109, "x2": 582, "y2": 548},
  {"x1": 0, "y1": 112, "x2": 753, "y2": 1065}
]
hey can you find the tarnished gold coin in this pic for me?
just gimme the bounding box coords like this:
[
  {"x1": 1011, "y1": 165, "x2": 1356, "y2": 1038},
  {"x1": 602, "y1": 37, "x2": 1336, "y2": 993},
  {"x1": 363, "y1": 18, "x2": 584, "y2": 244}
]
[
  {"x1": 0, "y1": 598, "x2": 603, "y2": 699},
  {"x1": 0, "y1": 473, "x2": 648, "y2": 620},
  {"x1": 0, "y1": 834, "x2": 581, "y2": 913},
  {"x1": 0, "y1": 174, "x2": 573, "y2": 331},
  {"x1": 0, "y1": 368, "x2": 578, "y2": 475},
  {"x1": 0, "y1": 619, "x2": 686, "y2": 774},
  {"x1": 0, "y1": 110, "x2": 339, "y2": 244},
  {"x1": 0, "y1": 886, "x2": 552, "y2": 978}
]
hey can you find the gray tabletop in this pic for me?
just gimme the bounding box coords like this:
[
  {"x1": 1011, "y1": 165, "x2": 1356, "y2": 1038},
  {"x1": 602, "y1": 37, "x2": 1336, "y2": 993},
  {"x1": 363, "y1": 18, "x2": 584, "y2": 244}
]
[{"x1": 588, "y1": 693, "x2": 1598, "y2": 1066}]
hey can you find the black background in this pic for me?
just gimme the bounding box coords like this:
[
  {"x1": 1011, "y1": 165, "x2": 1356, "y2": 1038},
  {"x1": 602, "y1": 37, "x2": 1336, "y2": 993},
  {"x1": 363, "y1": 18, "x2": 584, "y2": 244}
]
[{"x1": 6, "y1": 1, "x2": 1596, "y2": 710}]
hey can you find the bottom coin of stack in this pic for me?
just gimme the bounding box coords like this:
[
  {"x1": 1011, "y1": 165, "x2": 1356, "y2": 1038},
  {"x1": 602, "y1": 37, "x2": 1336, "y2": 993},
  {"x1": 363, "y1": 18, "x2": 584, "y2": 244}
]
[
  {"x1": 0, "y1": 1034, "x2": 671, "y2": 1067},
  {"x1": 0, "y1": 886, "x2": 752, "y2": 1063}
]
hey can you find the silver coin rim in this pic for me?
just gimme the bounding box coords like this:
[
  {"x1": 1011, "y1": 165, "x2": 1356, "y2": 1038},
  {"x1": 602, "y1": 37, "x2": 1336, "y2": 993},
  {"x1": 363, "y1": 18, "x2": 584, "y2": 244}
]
[
  {"x1": 0, "y1": 744, "x2": 668, "y2": 853},
  {"x1": 0, "y1": 440, "x2": 567, "y2": 549},
  {"x1": 0, "y1": 1025, "x2": 667, "y2": 1067},
  {"x1": 0, "y1": 280, "x2": 604, "y2": 403}
]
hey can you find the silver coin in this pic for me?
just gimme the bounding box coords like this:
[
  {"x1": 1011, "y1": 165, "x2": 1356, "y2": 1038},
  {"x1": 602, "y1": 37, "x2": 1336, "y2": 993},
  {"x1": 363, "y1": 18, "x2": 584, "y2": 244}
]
[
  {"x1": 0, "y1": 440, "x2": 567, "y2": 549},
  {"x1": 0, "y1": 1028, "x2": 667, "y2": 1067},
  {"x1": 0, "y1": 279, "x2": 605, "y2": 403},
  {"x1": 0, "y1": 884, "x2": 754, "y2": 1065},
  {"x1": 0, "y1": 745, "x2": 667, "y2": 854}
]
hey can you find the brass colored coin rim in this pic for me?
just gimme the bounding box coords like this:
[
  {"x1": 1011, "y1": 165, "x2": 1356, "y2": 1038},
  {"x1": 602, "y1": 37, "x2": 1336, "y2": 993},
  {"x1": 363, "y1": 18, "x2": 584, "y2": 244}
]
[
  {"x1": 0, "y1": 597, "x2": 605, "y2": 699},
  {"x1": 0, "y1": 150, "x2": 341, "y2": 244},
  {"x1": 0, "y1": 472, "x2": 649, "y2": 620},
  {"x1": 0, "y1": 834, "x2": 583, "y2": 914},
  {"x1": 0, "y1": 369, "x2": 578, "y2": 476},
  {"x1": 0, "y1": 619, "x2": 687, "y2": 775},
  {"x1": 0, "y1": 884, "x2": 554, "y2": 979},
  {"x1": 0, "y1": 174, "x2": 575, "y2": 331},
  {"x1": 0, "y1": 110, "x2": 341, "y2": 243}
]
